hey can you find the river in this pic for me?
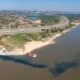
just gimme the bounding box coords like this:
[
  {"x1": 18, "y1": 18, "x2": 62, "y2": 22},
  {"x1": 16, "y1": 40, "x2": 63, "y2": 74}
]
[{"x1": 0, "y1": 25, "x2": 80, "y2": 80}]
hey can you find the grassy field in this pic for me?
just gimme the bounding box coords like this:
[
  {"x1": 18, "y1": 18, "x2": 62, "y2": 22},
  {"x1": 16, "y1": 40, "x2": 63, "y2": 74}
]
[{"x1": 0, "y1": 24, "x2": 73, "y2": 51}]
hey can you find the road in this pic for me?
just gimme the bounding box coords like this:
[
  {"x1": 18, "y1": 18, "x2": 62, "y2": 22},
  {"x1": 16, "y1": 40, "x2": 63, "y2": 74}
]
[{"x1": 0, "y1": 16, "x2": 69, "y2": 35}]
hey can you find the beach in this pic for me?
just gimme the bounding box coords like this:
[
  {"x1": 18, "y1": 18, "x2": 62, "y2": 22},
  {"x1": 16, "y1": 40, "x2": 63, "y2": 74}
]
[{"x1": 0, "y1": 23, "x2": 79, "y2": 56}]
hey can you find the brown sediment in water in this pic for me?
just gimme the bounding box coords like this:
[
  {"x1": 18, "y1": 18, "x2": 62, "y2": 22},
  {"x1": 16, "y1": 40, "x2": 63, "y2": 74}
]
[{"x1": 0, "y1": 24, "x2": 80, "y2": 80}]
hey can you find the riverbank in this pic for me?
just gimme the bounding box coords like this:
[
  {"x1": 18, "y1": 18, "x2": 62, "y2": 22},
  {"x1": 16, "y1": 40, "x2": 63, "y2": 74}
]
[{"x1": 0, "y1": 23, "x2": 79, "y2": 57}]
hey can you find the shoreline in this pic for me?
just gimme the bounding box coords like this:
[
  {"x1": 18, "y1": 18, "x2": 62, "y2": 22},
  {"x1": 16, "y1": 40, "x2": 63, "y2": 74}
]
[{"x1": 0, "y1": 23, "x2": 79, "y2": 57}]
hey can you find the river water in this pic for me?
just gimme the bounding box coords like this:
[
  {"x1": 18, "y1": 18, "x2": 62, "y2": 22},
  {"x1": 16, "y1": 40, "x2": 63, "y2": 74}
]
[{"x1": 0, "y1": 25, "x2": 80, "y2": 80}]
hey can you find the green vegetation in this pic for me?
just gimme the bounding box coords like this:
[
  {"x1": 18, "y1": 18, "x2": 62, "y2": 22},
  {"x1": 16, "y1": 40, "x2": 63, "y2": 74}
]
[
  {"x1": 1, "y1": 34, "x2": 32, "y2": 50},
  {"x1": 0, "y1": 32, "x2": 48, "y2": 50},
  {"x1": 65, "y1": 24, "x2": 74, "y2": 29},
  {"x1": 38, "y1": 15, "x2": 59, "y2": 25},
  {"x1": 0, "y1": 29, "x2": 58, "y2": 50},
  {"x1": 0, "y1": 23, "x2": 74, "y2": 51}
]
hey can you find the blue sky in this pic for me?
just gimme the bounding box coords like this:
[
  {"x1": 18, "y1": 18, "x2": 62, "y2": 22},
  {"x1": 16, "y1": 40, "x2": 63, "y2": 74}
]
[{"x1": 0, "y1": 0, "x2": 80, "y2": 12}]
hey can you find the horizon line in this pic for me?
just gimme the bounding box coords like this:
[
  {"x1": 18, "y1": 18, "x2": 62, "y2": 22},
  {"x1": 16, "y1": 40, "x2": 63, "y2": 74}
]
[{"x1": 0, "y1": 9, "x2": 80, "y2": 13}]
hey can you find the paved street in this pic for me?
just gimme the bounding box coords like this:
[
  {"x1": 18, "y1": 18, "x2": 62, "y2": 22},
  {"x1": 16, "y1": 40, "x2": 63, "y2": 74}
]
[{"x1": 0, "y1": 16, "x2": 69, "y2": 35}]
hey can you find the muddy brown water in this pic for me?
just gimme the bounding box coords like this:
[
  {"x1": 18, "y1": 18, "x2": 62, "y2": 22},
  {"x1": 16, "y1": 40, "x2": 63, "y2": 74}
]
[{"x1": 0, "y1": 25, "x2": 80, "y2": 80}]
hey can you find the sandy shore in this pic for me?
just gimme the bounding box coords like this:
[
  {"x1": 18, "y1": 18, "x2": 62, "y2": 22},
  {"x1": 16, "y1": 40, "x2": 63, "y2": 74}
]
[
  {"x1": 6, "y1": 34, "x2": 59, "y2": 56},
  {"x1": 0, "y1": 23, "x2": 79, "y2": 56}
]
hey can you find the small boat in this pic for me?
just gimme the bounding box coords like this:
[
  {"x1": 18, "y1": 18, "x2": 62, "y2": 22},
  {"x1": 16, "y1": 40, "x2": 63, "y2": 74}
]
[
  {"x1": 26, "y1": 52, "x2": 37, "y2": 58},
  {"x1": 32, "y1": 54, "x2": 37, "y2": 58}
]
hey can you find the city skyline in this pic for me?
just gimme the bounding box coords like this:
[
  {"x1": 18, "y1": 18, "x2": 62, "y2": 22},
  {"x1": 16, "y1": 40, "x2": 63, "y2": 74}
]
[{"x1": 0, "y1": 0, "x2": 80, "y2": 12}]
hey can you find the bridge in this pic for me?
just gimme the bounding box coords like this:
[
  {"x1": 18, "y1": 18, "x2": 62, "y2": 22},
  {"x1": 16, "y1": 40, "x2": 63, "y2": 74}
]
[{"x1": 0, "y1": 16, "x2": 69, "y2": 35}]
